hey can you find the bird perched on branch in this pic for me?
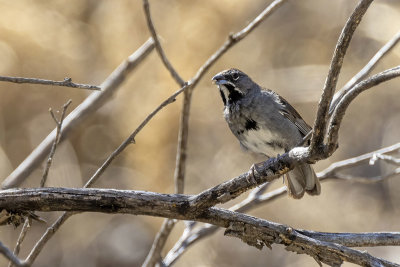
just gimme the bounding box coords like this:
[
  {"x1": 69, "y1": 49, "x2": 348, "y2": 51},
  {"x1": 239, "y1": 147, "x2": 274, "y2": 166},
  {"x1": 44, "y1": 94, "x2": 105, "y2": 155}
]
[{"x1": 212, "y1": 68, "x2": 320, "y2": 198}]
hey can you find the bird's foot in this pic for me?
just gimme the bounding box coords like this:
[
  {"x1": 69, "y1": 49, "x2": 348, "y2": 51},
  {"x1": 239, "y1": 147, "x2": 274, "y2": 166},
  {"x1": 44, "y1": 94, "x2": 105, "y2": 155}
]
[{"x1": 248, "y1": 161, "x2": 265, "y2": 185}]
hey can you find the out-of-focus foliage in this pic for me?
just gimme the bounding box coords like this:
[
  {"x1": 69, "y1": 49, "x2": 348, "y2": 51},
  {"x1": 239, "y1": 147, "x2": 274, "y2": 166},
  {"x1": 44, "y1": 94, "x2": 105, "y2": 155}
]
[{"x1": 0, "y1": 0, "x2": 399, "y2": 266}]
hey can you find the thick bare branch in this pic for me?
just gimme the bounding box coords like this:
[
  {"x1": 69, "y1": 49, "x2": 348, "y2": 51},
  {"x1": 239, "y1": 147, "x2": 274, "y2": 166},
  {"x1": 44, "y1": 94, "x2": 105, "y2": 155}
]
[
  {"x1": 330, "y1": 30, "x2": 400, "y2": 114},
  {"x1": 0, "y1": 187, "x2": 399, "y2": 266},
  {"x1": 164, "y1": 143, "x2": 400, "y2": 265},
  {"x1": 2, "y1": 38, "x2": 155, "y2": 189},
  {"x1": 310, "y1": 0, "x2": 373, "y2": 155},
  {"x1": 297, "y1": 230, "x2": 400, "y2": 247},
  {"x1": 0, "y1": 76, "x2": 100, "y2": 90}
]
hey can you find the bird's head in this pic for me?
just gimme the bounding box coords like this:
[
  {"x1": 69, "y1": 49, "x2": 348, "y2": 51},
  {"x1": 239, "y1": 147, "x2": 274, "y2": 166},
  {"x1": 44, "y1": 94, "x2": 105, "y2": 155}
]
[{"x1": 212, "y1": 68, "x2": 257, "y2": 105}]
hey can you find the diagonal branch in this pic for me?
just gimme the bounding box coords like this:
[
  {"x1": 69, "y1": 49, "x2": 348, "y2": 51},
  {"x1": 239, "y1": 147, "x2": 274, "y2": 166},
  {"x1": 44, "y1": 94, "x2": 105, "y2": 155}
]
[
  {"x1": 329, "y1": 30, "x2": 400, "y2": 114},
  {"x1": 326, "y1": 66, "x2": 400, "y2": 153},
  {"x1": 2, "y1": 38, "x2": 155, "y2": 189},
  {"x1": 164, "y1": 143, "x2": 400, "y2": 265},
  {"x1": 40, "y1": 100, "x2": 72, "y2": 187},
  {"x1": 143, "y1": 0, "x2": 185, "y2": 86},
  {"x1": 0, "y1": 241, "x2": 27, "y2": 267},
  {"x1": 7, "y1": 218, "x2": 31, "y2": 267},
  {"x1": 0, "y1": 76, "x2": 100, "y2": 90},
  {"x1": 310, "y1": 0, "x2": 374, "y2": 155}
]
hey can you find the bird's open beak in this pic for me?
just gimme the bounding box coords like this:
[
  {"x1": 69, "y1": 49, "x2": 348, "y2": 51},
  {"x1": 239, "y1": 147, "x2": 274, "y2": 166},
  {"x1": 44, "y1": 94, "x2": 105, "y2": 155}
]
[{"x1": 211, "y1": 73, "x2": 229, "y2": 85}]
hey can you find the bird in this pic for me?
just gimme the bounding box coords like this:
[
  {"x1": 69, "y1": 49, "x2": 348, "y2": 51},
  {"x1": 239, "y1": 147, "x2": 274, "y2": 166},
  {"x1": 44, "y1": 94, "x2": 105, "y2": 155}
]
[{"x1": 212, "y1": 68, "x2": 320, "y2": 199}]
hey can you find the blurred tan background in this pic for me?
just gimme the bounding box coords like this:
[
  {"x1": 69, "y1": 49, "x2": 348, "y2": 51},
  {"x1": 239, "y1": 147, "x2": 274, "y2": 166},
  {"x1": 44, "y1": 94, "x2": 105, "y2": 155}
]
[{"x1": 0, "y1": 0, "x2": 399, "y2": 266}]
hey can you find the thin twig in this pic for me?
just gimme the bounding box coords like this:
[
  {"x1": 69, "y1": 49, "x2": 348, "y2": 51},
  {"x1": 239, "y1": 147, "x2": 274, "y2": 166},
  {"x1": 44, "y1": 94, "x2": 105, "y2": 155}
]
[
  {"x1": 326, "y1": 66, "x2": 400, "y2": 153},
  {"x1": 10, "y1": 100, "x2": 72, "y2": 265},
  {"x1": 2, "y1": 38, "x2": 155, "y2": 189},
  {"x1": 370, "y1": 153, "x2": 400, "y2": 166},
  {"x1": 143, "y1": 0, "x2": 185, "y2": 86},
  {"x1": 8, "y1": 218, "x2": 31, "y2": 267},
  {"x1": 40, "y1": 100, "x2": 72, "y2": 187},
  {"x1": 142, "y1": 219, "x2": 176, "y2": 267},
  {"x1": 330, "y1": 30, "x2": 400, "y2": 114},
  {"x1": 24, "y1": 212, "x2": 73, "y2": 265},
  {"x1": 0, "y1": 76, "x2": 100, "y2": 90},
  {"x1": 141, "y1": 0, "x2": 188, "y2": 264},
  {"x1": 0, "y1": 241, "x2": 27, "y2": 267},
  {"x1": 310, "y1": 0, "x2": 373, "y2": 154},
  {"x1": 319, "y1": 142, "x2": 400, "y2": 178}
]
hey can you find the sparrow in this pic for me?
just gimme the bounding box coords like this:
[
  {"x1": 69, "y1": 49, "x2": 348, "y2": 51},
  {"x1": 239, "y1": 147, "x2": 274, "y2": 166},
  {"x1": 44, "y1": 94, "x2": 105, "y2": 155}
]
[{"x1": 212, "y1": 68, "x2": 320, "y2": 199}]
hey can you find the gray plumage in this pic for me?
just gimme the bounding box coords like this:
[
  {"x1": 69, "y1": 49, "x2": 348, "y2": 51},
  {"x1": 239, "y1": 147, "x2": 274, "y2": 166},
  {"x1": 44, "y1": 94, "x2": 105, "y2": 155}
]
[{"x1": 212, "y1": 68, "x2": 320, "y2": 199}]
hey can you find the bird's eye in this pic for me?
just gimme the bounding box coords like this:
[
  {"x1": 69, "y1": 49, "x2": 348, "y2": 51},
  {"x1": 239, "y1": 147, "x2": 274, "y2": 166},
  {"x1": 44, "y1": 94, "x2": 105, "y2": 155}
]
[{"x1": 232, "y1": 73, "x2": 239, "y2": 80}]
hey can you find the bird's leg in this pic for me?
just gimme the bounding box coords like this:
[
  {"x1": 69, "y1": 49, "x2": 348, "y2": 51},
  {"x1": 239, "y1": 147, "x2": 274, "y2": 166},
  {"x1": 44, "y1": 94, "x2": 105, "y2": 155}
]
[{"x1": 276, "y1": 154, "x2": 285, "y2": 183}]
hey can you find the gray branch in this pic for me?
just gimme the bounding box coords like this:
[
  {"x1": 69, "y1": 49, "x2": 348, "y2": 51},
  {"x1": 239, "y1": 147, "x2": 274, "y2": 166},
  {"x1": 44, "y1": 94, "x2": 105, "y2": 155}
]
[
  {"x1": 330, "y1": 30, "x2": 400, "y2": 114},
  {"x1": 143, "y1": 0, "x2": 185, "y2": 86},
  {"x1": 0, "y1": 76, "x2": 100, "y2": 90},
  {"x1": 0, "y1": 187, "x2": 399, "y2": 267},
  {"x1": 164, "y1": 143, "x2": 400, "y2": 265},
  {"x1": 40, "y1": 100, "x2": 72, "y2": 187},
  {"x1": 8, "y1": 218, "x2": 30, "y2": 267},
  {"x1": 310, "y1": 0, "x2": 373, "y2": 155},
  {"x1": 326, "y1": 66, "x2": 400, "y2": 153},
  {"x1": 0, "y1": 241, "x2": 27, "y2": 267}
]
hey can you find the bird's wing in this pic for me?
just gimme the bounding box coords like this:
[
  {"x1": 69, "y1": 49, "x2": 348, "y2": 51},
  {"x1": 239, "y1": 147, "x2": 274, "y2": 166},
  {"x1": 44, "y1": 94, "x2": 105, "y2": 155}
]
[{"x1": 266, "y1": 89, "x2": 312, "y2": 137}]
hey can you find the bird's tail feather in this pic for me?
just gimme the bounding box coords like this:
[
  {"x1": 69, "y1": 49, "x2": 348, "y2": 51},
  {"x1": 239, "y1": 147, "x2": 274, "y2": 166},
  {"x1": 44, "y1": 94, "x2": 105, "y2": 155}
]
[{"x1": 285, "y1": 163, "x2": 321, "y2": 199}]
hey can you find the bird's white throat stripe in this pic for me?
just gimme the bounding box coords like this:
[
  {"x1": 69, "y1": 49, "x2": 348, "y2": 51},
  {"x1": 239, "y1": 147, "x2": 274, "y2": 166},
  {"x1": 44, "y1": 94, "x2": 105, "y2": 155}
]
[{"x1": 219, "y1": 84, "x2": 243, "y2": 97}]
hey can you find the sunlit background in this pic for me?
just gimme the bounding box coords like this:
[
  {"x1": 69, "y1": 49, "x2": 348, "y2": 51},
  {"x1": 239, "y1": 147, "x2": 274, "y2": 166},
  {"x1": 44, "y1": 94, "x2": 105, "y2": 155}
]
[{"x1": 0, "y1": 0, "x2": 399, "y2": 266}]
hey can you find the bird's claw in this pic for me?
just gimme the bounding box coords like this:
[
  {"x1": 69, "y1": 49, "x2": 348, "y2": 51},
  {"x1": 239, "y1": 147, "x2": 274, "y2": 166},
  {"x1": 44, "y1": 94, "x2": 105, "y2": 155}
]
[{"x1": 248, "y1": 162, "x2": 265, "y2": 185}]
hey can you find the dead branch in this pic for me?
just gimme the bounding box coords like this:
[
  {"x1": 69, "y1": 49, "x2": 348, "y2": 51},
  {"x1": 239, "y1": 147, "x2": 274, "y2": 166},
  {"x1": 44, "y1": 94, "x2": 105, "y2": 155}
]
[
  {"x1": 310, "y1": 0, "x2": 373, "y2": 155},
  {"x1": 163, "y1": 143, "x2": 400, "y2": 265},
  {"x1": 40, "y1": 100, "x2": 72, "y2": 187},
  {"x1": 326, "y1": 66, "x2": 400, "y2": 153},
  {"x1": 0, "y1": 241, "x2": 26, "y2": 267},
  {"x1": 330, "y1": 30, "x2": 400, "y2": 114},
  {"x1": 0, "y1": 187, "x2": 399, "y2": 266},
  {"x1": 0, "y1": 76, "x2": 100, "y2": 90},
  {"x1": 7, "y1": 218, "x2": 30, "y2": 267}
]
